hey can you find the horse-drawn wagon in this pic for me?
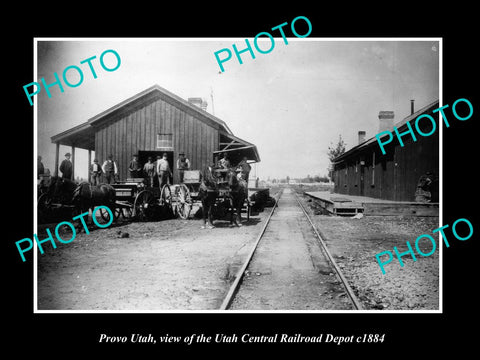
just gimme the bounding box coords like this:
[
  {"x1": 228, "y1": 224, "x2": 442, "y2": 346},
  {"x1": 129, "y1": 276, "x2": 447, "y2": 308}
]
[
  {"x1": 38, "y1": 161, "x2": 252, "y2": 227},
  {"x1": 37, "y1": 177, "x2": 175, "y2": 224},
  {"x1": 76, "y1": 179, "x2": 176, "y2": 223},
  {"x1": 172, "y1": 167, "x2": 251, "y2": 227}
]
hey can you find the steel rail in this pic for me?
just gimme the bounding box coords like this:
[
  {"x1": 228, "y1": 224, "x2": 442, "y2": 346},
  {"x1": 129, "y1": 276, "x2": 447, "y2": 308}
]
[
  {"x1": 294, "y1": 191, "x2": 364, "y2": 310},
  {"x1": 219, "y1": 189, "x2": 282, "y2": 310}
]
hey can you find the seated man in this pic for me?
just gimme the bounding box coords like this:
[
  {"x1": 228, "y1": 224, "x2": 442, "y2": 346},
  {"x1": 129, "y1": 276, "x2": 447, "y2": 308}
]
[
  {"x1": 415, "y1": 172, "x2": 434, "y2": 203},
  {"x1": 236, "y1": 156, "x2": 251, "y2": 184},
  {"x1": 218, "y1": 152, "x2": 230, "y2": 169}
]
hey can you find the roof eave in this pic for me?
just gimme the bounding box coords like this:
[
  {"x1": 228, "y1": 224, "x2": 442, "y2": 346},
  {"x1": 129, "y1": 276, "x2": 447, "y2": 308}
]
[{"x1": 333, "y1": 99, "x2": 440, "y2": 163}]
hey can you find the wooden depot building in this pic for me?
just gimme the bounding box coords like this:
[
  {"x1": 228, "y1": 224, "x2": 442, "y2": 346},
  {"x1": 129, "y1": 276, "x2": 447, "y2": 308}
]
[
  {"x1": 332, "y1": 100, "x2": 439, "y2": 202},
  {"x1": 51, "y1": 84, "x2": 260, "y2": 183}
]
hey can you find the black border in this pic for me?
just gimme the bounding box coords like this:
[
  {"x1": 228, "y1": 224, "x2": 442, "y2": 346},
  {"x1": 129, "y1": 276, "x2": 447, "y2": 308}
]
[{"x1": 6, "y1": 5, "x2": 478, "y2": 355}]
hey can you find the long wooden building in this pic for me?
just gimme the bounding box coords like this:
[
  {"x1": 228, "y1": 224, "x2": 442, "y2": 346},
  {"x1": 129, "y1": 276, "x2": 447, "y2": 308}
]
[
  {"x1": 51, "y1": 84, "x2": 260, "y2": 183},
  {"x1": 332, "y1": 100, "x2": 439, "y2": 202}
]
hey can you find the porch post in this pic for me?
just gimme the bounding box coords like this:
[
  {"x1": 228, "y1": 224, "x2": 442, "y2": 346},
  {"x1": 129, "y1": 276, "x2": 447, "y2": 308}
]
[
  {"x1": 54, "y1": 143, "x2": 59, "y2": 177},
  {"x1": 71, "y1": 146, "x2": 75, "y2": 180},
  {"x1": 88, "y1": 149, "x2": 92, "y2": 183}
]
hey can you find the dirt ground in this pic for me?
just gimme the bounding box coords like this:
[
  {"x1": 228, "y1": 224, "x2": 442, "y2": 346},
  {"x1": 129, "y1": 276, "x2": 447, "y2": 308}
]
[
  {"x1": 37, "y1": 205, "x2": 270, "y2": 311},
  {"x1": 294, "y1": 188, "x2": 440, "y2": 310},
  {"x1": 37, "y1": 185, "x2": 439, "y2": 311}
]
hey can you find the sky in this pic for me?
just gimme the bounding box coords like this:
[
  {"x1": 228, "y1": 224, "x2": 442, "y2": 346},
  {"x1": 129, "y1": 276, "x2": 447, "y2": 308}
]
[{"x1": 36, "y1": 38, "x2": 439, "y2": 180}]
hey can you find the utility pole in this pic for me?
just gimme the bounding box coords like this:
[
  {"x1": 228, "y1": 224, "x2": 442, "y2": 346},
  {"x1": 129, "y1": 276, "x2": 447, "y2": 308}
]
[{"x1": 210, "y1": 87, "x2": 215, "y2": 116}]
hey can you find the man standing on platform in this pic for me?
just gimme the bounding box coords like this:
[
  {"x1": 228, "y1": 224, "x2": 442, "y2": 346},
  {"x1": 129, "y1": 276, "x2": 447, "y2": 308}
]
[
  {"x1": 59, "y1": 153, "x2": 73, "y2": 179},
  {"x1": 143, "y1": 157, "x2": 155, "y2": 187},
  {"x1": 157, "y1": 153, "x2": 171, "y2": 189},
  {"x1": 38, "y1": 156, "x2": 45, "y2": 178},
  {"x1": 90, "y1": 158, "x2": 102, "y2": 185},
  {"x1": 128, "y1": 154, "x2": 141, "y2": 179},
  {"x1": 176, "y1": 151, "x2": 190, "y2": 183},
  {"x1": 102, "y1": 154, "x2": 118, "y2": 184}
]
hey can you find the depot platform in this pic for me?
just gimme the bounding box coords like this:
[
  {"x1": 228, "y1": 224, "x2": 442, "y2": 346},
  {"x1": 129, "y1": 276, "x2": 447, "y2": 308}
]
[{"x1": 304, "y1": 191, "x2": 439, "y2": 216}]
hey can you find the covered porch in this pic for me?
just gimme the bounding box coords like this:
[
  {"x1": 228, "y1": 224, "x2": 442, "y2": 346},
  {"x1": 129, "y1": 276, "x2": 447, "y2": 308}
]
[
  {"x1": 214, "y1": 131, "x2": 260, "y2": 165},
  {"x1": 50, "y1": 122, "x2": 96, "y2": 179}
]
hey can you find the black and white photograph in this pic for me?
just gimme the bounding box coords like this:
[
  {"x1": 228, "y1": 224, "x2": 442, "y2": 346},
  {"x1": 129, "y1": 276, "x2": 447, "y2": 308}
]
[
  {"x1": 6, "y1": 7, "x2": 479, "y2": 355},
  {"x1": 34, "y1": 38, "x2": 440, "y2": 312}
]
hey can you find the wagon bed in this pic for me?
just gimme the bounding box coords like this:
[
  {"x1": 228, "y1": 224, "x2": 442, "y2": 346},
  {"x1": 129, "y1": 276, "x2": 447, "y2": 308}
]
[
  {"x1": 108, "y1": 178, "x2": 174, "y2": 221},
  {"x1": 173, "y1": 169, "x2": 251, "y2": 221}
]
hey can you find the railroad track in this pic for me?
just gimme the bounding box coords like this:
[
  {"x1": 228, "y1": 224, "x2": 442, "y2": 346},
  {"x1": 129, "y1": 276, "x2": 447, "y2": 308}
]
[{"x1": 219, "y1": 186, "x2": 363, "y2": 310}]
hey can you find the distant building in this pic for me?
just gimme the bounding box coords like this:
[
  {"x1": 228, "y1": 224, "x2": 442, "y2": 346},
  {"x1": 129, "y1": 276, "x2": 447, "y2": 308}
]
[{"x1": 332, "y1": 100, "x2": 439, "y2": 202}]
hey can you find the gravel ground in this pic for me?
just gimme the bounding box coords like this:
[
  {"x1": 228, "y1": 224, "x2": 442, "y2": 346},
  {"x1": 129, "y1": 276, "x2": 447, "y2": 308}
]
[
  {"x1": 36, "y1": 206, "x2": 271, "y2": 311},
  {"x1": 36, "y1": 184, "x2": 439, "y2": 311},
  {"x1": 296, "y1": 189, "x2": 440, "y2": 311}
]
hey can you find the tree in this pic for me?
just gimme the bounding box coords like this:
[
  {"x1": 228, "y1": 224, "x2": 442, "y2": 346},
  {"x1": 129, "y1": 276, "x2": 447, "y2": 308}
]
[
  {"x1": 327, "y1": 135, "x2": 346, "y2": 162},
  {"x1": 327, "y1": 135, "x2": 346, "y2": 179}
]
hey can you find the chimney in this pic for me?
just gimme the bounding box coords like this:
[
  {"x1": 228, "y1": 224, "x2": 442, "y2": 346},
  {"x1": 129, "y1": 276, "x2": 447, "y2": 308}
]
[
  {"x1": 410, "y1": 99, "x2": 415, "y2": 115},
  {"x1": 201, "y1": 99, "x2": 208, "y2": 111},
  {"x1": 378, "y1": 111, "x2": 394, "y2": 133},
  {"x1": 188, "y1": 97, "x2": 208, "y2": 111},
  {"x1": 358, "y1": 131, "x2": 366, "y2": 144}
]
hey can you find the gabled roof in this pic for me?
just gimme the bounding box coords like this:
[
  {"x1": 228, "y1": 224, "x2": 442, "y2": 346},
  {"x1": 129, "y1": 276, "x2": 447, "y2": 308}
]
[
  {"x1": 86, "y1": 84, "x2": 233, "y2": 134},
  {"x1": 51, "y1": 84, "x2": 234, "y2": 150},
  {"x1": 333, "y1": 99, "x2": 440, "y2": 164}
]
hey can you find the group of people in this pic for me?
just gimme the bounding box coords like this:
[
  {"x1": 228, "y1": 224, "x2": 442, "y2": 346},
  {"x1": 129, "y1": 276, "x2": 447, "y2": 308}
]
[
  {"x1": 89, "y1": 154, "x2": 119, "y2": 185},
  {"x1": 53, "y1": 152, "x2": 117, "y2": 185},
  {"x1": 90, "y1": 152, "x2": 192, "y2": 190},
  {"x1": 139, "y1": 152, "x2": 190, "y2": 189},
  {"x1": 53, "y1": 150, "x2": 252, "y2": 189}
]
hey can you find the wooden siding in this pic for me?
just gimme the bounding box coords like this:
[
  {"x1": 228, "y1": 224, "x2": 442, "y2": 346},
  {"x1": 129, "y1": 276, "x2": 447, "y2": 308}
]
[
  {"x1": 333, "y1": 125, "x2": 439, "y2": 202},
  {"x1": 94, "y1": 96, "x2": 219, "y2": 183}
]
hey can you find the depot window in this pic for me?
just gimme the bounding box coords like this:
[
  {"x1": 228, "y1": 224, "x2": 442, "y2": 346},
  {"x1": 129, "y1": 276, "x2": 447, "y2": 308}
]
[{"x1": 157, "y1": 133, "x2": 173, "y2": 148}]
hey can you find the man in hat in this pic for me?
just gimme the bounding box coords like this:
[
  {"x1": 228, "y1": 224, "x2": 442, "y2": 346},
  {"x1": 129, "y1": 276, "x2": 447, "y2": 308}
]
[
  {"x1": 128, "y1": 154, "x2": 141, "y2": 179},
  {"x1": 37, "y1": 156, "x2": 45, "y2": 179},
  {"x1": 102, "y1": 154, "x2": 118, "y2": 184},
  {"x1": 143, "y1": 156, "x2": 155, "y2": 187},
  {"x1": 90, "y1": 158, "x2": 102, "y2": 185},
  {"x1": 157, "y1": 152, "x2": 171, "y2": 189},
  {"x1": 176, "y1": 151, "x2": 190, "y2": 183},
  {"x1": 59, "y1": 153, "x2": 73, "y2": 179},
  {"x1": 218, "y1": 152, "x2": 230, "y2": 169}
]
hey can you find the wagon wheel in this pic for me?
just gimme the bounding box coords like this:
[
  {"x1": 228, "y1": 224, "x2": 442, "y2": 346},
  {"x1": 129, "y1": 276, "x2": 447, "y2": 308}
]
[
  {"x1": 120, "y1": 206, "x2": 133, "y2": 221},
  {"x1": 134, "y1": 189, "x2": 156, "y2": 221},
  {"x1": 174, "y1": 183, "x2": 192, "y2": 219},
  {"x1": 97, "y1": 205, "x2": 121, "y2": 224},
  {"x1": 160, "y1": 184, "x2": 174, "y2": 217},
  {"x1": 37, "y1": 193, "x2": 52, "y2": 223}
]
